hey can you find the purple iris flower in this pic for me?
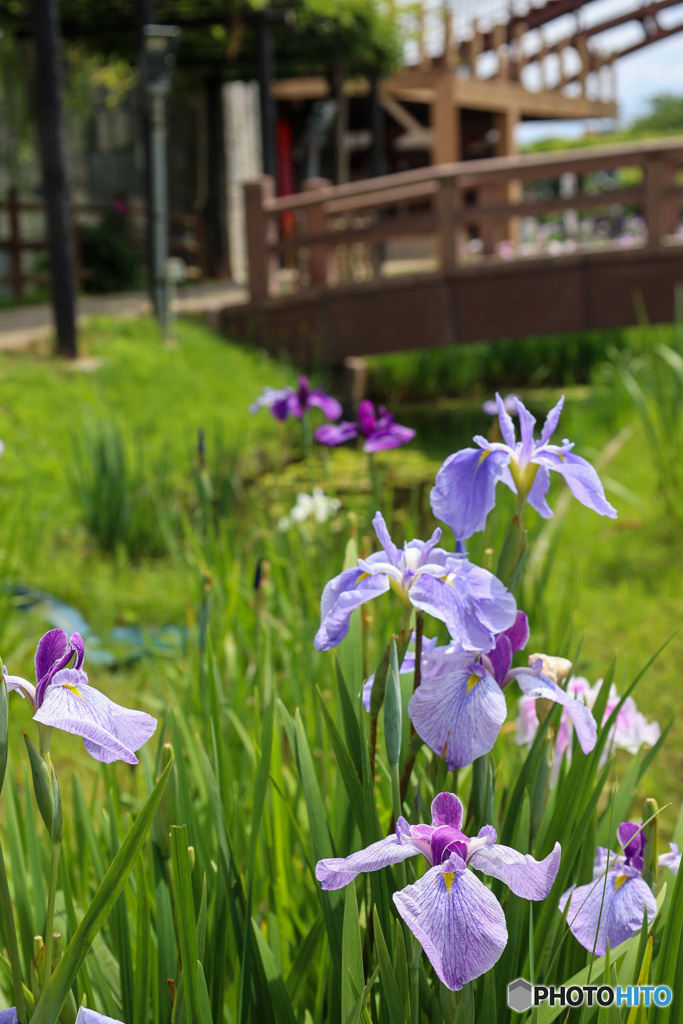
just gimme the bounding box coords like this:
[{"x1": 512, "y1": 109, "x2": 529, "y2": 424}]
[
  {"x1": 559, "y1": 822, "x2": 680, "y2": 955},
  {"x1": 482, "y1": 394, "x2": 520, "y2": 417},
  {"x1": 314, "y1": 512, "x2": 517, "y2": 653},
  {"x1": 314, "y1": 400, "x2": 415, "y2": 453},
  {"x1": 249, "y1": 375, "x2": 342, "y2": 422},
  {"x1": 431, "y1": 393, "x2": 617, "y2": 540},
  {"x1": 363, "y1": 612, "x2": 597, "y2": 768},
  {"x1": 1, "y1": 1009, "x2": 123, "y2": 1024},
  {"x1": 5, "y1": 628, "x2": 157, "y2": 765},
  {"x1": 316, "y1": 792, "x2": 560, "y2": 991}
]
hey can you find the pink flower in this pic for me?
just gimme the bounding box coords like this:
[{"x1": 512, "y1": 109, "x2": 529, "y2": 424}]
[{"x1": 516, "y1": 677, "x2": 660, "y2": 784}]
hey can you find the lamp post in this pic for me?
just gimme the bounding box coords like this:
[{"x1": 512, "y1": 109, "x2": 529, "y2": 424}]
[{"x1": 141, "y1": 24, "x2": 180, "y2": 338}]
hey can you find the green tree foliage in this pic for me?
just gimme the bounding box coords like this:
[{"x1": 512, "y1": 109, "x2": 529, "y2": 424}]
[
  {"x1": 524, "y1": 92, "x2": 683, "y2": 154},
  {"x1": 0, "y1": 0, "x2": 403, "y2": 79},
  {"x1": 630, "y1": 92, "x2": 683, "y2": 135}
]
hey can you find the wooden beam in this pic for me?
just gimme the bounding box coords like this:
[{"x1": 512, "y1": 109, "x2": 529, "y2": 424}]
[{"x1": 430, "y1": 72, "x2": 459, "y2": 164}]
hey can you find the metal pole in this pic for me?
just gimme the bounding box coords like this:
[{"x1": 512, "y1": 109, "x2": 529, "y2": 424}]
[{"x1": 149, "y1": 88, "x2": 169, "y2": 337}]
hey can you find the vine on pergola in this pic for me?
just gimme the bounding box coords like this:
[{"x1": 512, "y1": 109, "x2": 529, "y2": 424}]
[{"x1": 0, "y1": 0, "x2": 403, "y2": 79}]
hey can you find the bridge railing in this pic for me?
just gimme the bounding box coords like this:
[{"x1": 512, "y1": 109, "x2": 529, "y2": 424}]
[{"x1": 244, "y1": 138, "x2": 683, "y2": 301}]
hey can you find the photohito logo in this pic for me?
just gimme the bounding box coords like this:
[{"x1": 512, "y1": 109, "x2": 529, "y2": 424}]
[{"x1": 507, "y1": 978, "x2": 673, "y2": 1013}]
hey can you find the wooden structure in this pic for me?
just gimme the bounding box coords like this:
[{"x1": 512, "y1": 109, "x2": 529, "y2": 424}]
[
  {"x1": 273, "y1": 0, "x2": 683, "y2": 172},
  {"x1": 0, "y1": 189, "x2": 206, "y2": 301},
  {"x1": 210, "y1": 138, "x2": 683, "y2": 366}
]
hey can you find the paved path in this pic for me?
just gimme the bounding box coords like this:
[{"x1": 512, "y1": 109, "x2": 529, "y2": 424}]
[{"x1": 0, "y1": 281, "x2": 248, "y2": 352}]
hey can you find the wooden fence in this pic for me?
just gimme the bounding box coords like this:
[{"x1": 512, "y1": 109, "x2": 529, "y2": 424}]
[
  {"x1": 244, "y1": 137, "x2": 683, "y2": 302},
  {"x1": 0, "y1": 189, "x2": 207, "y2": 301}
]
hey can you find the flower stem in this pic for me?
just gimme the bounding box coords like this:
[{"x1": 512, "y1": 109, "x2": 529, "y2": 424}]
[
  {"x1": 43, "y1": 839, "x2": 61, "y2": 990},
  {"x1": 411, "y1": 935, "x2": 420, "y2": 1024},
  {"x1": 0, "y1": 840, "x2": 27, "y2": 1023},
  {"x1": 367, "y1": 452, "x2": 382, "y2": 508},
  {"x1": 390, "y1": 761, "x2": 407, "y2": 889}
]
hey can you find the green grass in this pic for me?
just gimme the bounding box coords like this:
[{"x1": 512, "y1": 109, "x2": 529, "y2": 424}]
[
  {"x1": 0, "y1": 315, "x2": 301, "y2": 626},
  {"x1": 0, "y1": 314, "x2": 682, "y2": 1021}
]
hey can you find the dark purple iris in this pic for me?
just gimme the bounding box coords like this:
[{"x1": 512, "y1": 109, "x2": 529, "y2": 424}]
[
  {"x1": 5, "y1": 628, "x2": 157, "y2": 765},
  {"x1": 430, "y1": 826, "x2": 469, "y2": 866},
  {"x1": 314, "y1": 400, "x2": 415, "y2": 454},
  {"x1": 35, "y1": 630, "x2": 84, "y2": 707},
  {"x1": 617, "y1": 821, "x2": 646, "y2": 872},
  {"x1": 249, "y1": 376, "x2": 342, "y2": 423}
]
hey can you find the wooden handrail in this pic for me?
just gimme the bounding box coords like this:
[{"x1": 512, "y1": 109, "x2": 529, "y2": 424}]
[
  {"x1": 244, "y1": 138, "x2": 683, "y2": 300},
  {"x1": 263, "y1": 136, "x2": 683, "y2": 214}
]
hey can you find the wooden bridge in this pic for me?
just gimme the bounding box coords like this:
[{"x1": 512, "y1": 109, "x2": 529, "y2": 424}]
[{"x1": 211, "y1": 138, "x2": 683, "y2": 367}]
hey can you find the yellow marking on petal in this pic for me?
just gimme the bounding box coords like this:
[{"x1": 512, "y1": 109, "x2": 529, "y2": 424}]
[
  {"x1": 63, "y1": 683, "x2": 83, "y2": 700},
  {"x1": 467, "y1": 673, "x2": 480, "y2": 692},
  {"x1": 476, "y1": 450, "x2": 491, "y2": 469},
  {"x1": 614, "y1": 874, "x2": 628, "y2": 892},
  {"x1": 443, "y1": 872, "x2": 454, "y2": 892},
  {"x1": 353, "y1": 572, "x2": 370, "y2": 587}
]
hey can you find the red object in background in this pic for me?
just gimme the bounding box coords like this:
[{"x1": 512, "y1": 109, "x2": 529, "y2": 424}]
[{"x1": 277, "y1": 119, "x2": 296, "y2": 237}]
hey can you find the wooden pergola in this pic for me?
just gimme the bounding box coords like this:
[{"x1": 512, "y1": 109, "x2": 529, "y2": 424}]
[{"x1": 273, "y1": 0, "x2": 683, "y2": 169}]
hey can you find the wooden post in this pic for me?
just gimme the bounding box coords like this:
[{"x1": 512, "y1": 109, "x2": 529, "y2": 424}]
[
  {"x1": 436, "y1": 176, "x2": 457, "y2": 274},
  {"x1": 576, "y1": 35, "x2": 589, "y2": 97},
  {"x1": 661, "y1": 158, "x2": 679, "y2": 237},
  {"x1": 244, "y1": 176, "x2": 277, "y2": 300},
  {"x1": 468, "y1": 24, "x2": 483, "y2": 76},
  {"x1": 643, "y1": 154, "x2": 666, "y2": 248},
  {"x1": 494, "y1": 107, "x2": 521, "y2": 243},
  {"x1": 510, "y1": 22, "x2": 528, "y2": 83},
  {"x1": 493, "y1": 24, "x2": 508, "y2": 79},
  {"x1": 537, "y1": 34, "x2": 549, "y2": 91},
  {"x1": 303, "y1": 178, "x2": 335, "y2": 287},
  {"x1": 8, "y1": 188, "x2": 23, "y2": 301},
  {"x1": 442, "y1": 2, "x2": 455, "y2": 70},
  {"x1": 430, "y1": 72, "x2": 459, "y2": 165},
  {"x1": 453, "y1": 180, "x2": 466, "y2": 266},
  {"x1": 478, "y1": 183, "x2": 500, "y2": 256}
]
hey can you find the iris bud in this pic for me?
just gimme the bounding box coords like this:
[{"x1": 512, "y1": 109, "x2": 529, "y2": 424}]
[
  {"x1": 384, "y1": 638, "x2": 403, "y2": 767},
  {"x1": 24, "y1": 734, "x2": 62, "y2": 842}
]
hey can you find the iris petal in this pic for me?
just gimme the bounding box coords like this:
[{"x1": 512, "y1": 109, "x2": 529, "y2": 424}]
[
  {"x1": 559, "y1": 871, "x2": 655, "y2": 955},
  {"x1": 514, "y1": 670, "x2": 597, "y2": 754},
  {"x1": 33, "y1": 669, "x2": 157, "y2": 765},
  {"x1": 470, "y1": 841, "x2": 561, "y2": 900},
  {"x1": 316, "y1": 828, "x2": 426, "y2": 891},
  {"x1": 393, "y1": 861, "x2": 508, "y2": 991},
  {"x1": 314, "y1": 568, "x2": 390, "y2": 651},
  {"x1": 535, "y1": 450, "x2": 617, "y2": 518},
  {"x1": 409, "y1": 665, "x2": 507, "y2": 769},
  {"x1": 430, "y1": 446, "x2": 510, "y2": 541}
]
